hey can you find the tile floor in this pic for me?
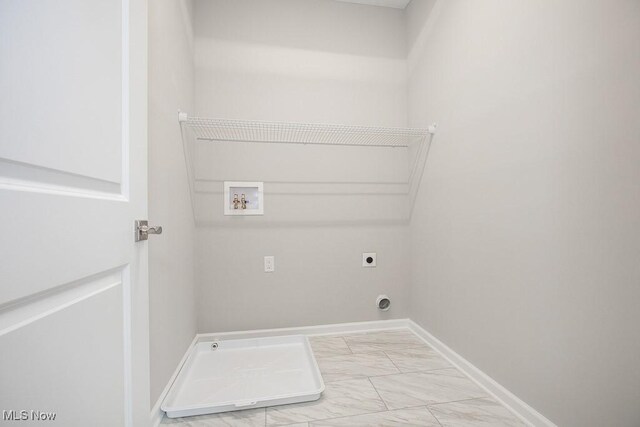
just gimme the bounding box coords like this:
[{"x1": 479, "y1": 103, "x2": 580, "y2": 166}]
[{"x1": 161, "y1": 329, "x2": 526, "y2": 426}]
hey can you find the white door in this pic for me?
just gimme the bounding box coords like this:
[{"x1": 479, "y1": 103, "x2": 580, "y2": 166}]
[{"x1": 0, "y1": 1, "x2": 150, "y2": 426}]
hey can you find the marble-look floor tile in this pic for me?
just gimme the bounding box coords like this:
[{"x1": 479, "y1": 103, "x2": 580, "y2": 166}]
[
  {"x1": 266, "y1": 378, "x2": 386, "y2": 426},
  {"x1": 309, "y1": 336, "x2": 352, "y2": 358},
  {"x1": 309, "y1": 407, "x2": 441, "y2": 426},
  {"x1": 428, "y1": 398, "x2": 526, "y2": 426},
  {"x1": 161, "y1": 408, "x2": 266, "y2": 427},
  {"x1": 384, "y1": 346, "x2": 452, "y2": 373},
  {"x1": 343, "y1": 330, "x2": 426, "y2": 354},
  {"x1": 370, "y1": 369, "x2": 487, "y2": 410},
  {"x1": 317, "y1": 351, "x2": 399, "y2": 382}
]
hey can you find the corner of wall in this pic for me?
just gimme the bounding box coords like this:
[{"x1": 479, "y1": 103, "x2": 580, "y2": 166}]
[{"x1": 148, "y1": 0, "x2": 198, "y2": 408}]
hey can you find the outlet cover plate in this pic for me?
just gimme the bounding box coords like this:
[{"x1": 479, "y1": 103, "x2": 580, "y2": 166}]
[{"x1": 264, "y1": 256, "x2": 275, "y2": 272}]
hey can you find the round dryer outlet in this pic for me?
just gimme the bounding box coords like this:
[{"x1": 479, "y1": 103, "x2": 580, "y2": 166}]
[{"x1": 376, "y1": 295, "x2": 391, "y2": 311}]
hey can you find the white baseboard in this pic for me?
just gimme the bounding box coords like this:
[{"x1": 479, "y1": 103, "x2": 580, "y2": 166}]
[
  {"x1": 406, "y1": 320, "x2": 555, "y2": 427},
  {"x1": 151, "y1": 318, "x2": 554, "y2": 427},
  {"x1": 196, "y1": 318, "x2": 410, "y2": 342}
]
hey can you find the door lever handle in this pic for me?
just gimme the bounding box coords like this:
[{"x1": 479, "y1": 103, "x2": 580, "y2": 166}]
[{"x1": 135, "y1": 220, "x2": 163, "y2": 242}]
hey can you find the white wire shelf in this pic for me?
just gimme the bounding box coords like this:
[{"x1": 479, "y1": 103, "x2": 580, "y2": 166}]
[{"x1": 179, "y1": 113, "x2": 436, "y2": 147}]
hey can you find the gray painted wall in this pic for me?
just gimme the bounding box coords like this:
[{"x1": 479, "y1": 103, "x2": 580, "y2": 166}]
[
  {"x1": 192, "y1": 0, "x2": 412, "y2": 333},
  {"x1": 148, "y1": 0, "x2": 197, "y2": 406},
  {"x1": 406, "y1": 1, "x2": 640, "y2": 426}
]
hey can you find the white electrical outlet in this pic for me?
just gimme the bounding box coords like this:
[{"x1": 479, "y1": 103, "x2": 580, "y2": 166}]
[
  {"x1": 264, "y1": 256, "x2": 275, "y2": 272},
  {"x1": 362, "y1": 252, "x2": 376, "y2": 267}
]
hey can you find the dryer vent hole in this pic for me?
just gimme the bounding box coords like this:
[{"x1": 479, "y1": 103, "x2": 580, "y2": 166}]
[{"x1": 376, "y1": 295, "x2": 391, "y2": 311}]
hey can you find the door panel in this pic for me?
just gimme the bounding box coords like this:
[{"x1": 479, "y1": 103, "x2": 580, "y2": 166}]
[
  {"x1": 0, "y1": 192, "x2": 127, "y2": 304},
  {"x1": 1, "y1": 278, "x2": 125, "y2": 426},
  {"x1": 0, "y1": 0, "x2": 149, "y2": 426},
  {"x1": 0, "y1": 0, "x2": 123, "y2": 182}
]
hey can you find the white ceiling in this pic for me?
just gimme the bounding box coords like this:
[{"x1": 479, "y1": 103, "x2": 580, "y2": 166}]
[{"x1": 333, "y1": 0, "x2": 412, "y2": 9}]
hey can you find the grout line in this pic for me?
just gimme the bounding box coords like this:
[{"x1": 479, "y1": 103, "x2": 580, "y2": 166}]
[
  {"x1": 314, "y1": 350, "x2": 388, "y2": 361},
  {"x1": 316, "y1": 350, "x2": 447, "y2": 384},
  {"x1": 303, "y1": 405, "x2": 432, "y2": 426},
  {"x1": 342, "y1": 336, "x2": 353, "y2": 355},
  {"x1": 309, "y1": 336, "x2": 352, "y2": 357},
  {"x1": 312, "y1": 376, "x2": 375, "y2": 385},
  {"x1": 305, "y1": 405, "x2": 441, "y2": 426},
  {"x1": 381, "y1": 350, "x2": 402, "y2": 373},
  {"x1": 394, "y1": 366, "x2": 456, "y2": 375},
  {"x1": 367, "y1": 377, "x2": 389, "y2": 411},
  {"x1": 382, "y1": 343, "x2": 437, "y2": 354},
  {"x1": 426, "y1": 396, "x2": 495, "y2": 408},
  {"x1": 381, "y1": 342, "x2": 455, "y2": 372},
  {"x1": 324, "y1": 366, "x2": 457, "y2": 383},
  {"x1": 266, "y1": 385, "x2": 486, "y2": 427},
  {"x1": 425, "y1": 406, "x2": 444, "y2": 427},
  {"x1": 342, "y1": 337, "x2": 355, "y2": 354},
  {"x1": 346, "y1": 343, "x2": 431, "y2": 355},
  {"x1": 275, "y1": 422, "x2": 312, "y2": 427}
]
